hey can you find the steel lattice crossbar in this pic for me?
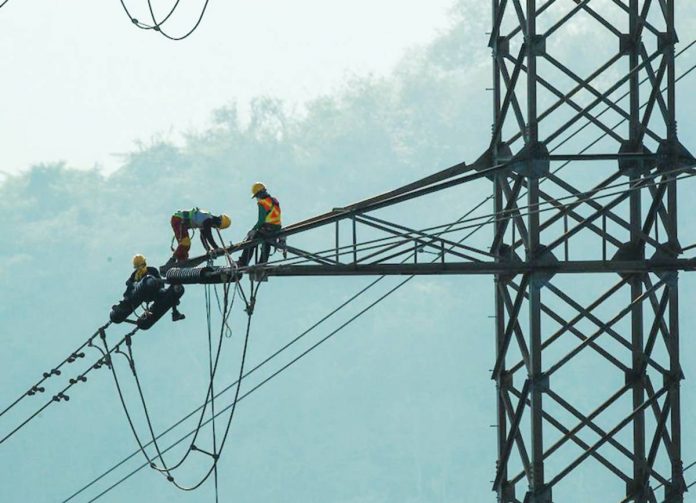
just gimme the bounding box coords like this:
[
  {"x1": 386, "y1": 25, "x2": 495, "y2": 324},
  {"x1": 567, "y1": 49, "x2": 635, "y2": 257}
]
[{"x1": 168, "y1": 2, "x2": 696, "y2": 501}]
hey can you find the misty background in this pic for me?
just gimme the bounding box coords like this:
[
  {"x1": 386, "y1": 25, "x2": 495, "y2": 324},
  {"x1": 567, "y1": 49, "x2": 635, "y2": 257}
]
[{"x1": 1, "y1": 1, "x2": 696, "y2": 502}]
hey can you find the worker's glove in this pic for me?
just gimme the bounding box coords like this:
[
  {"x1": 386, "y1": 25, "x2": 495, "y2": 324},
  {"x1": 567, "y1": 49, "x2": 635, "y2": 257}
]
[
  {"x1": 245, "y1": 230, "x2": 255, "y2": 241},
  {"x1": 208, "y1": 248, "x2": 220, "y2": 258}
]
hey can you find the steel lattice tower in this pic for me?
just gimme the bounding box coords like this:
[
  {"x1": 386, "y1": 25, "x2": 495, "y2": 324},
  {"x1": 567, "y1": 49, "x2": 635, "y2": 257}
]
[{"x1": 489, "y1": 1, "x2": 689, "y2": 502}]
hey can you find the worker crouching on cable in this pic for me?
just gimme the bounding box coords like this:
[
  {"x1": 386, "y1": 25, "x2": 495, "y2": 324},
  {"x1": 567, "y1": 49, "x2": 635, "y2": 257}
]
[
  {"x1": 238, "y1": 182, "x2": 282, "y2": 267},
  {"x1": 123, "y1": 254, "x2": 185, "y2": 322},
  {"x1": 169, "y1": 208, "x2": 231, "y2": 263}
]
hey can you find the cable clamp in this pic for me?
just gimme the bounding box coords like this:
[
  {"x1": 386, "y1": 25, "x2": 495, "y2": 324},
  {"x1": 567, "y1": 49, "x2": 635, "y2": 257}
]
[
  {"x1": 245, "y1": 298, "x2": 256, "y2": 315},
  {"x1": 69, "y1": 376, "x2": 88, "y2": 385}
]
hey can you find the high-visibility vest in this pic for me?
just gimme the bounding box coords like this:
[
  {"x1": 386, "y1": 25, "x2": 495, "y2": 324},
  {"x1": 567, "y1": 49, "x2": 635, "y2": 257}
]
[{"x1": 258, "y1": 197, "x2": 281, "y2": 226}]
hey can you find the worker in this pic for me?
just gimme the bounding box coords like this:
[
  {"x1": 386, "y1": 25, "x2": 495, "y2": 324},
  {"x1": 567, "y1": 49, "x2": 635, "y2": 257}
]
[
  {"x1": 238, "y1": 182, "x2": 282, "y2": 267},
  {"x1": 114, "y1": 254, "x2": 185, "y2": 322},
  {"x1": 170, "y1": 208, "x2": 231, "y2": 262}
]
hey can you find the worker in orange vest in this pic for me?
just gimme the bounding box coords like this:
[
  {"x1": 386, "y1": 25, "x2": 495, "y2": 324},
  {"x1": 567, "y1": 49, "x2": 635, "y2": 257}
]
[{"x1": 238, "y1": 182, "x2": 282, "y2": 267}]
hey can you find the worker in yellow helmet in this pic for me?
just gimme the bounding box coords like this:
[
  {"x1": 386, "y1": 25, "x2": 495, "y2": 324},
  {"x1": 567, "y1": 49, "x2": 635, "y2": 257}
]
[
  {"x1": 122, "y1": 254, "x2": 185, "y2": 322},
  {"x1": 169, "y1": 208, "x2": 231, "y2": 263},
  {"x1": 238, "y1": 182, "x2": 282, "y2": 267}
]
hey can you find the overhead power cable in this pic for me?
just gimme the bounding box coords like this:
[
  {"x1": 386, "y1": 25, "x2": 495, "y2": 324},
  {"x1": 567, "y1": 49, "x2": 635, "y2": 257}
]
[
  {"x1": 118, "y1": 0, "x2": 211, "y2": 40},
  {"x1": 60, "y1": 276, "x2": 389, "y2": 502},
  {"x1": 0, "y1": 326, "x2": 134, "y2": 446},
  {"x1": 103, "y1": 275, "x2": 259, "y2": 491},
  {"x1": 0, "y1": 321, "x2": 111, "y2": 420},
  {"x1": 86, "y1": 277, "x2": 413, "y2": 502},
  {"x1": 145, "y1": 278, "x2": 238, "y2": 474}
]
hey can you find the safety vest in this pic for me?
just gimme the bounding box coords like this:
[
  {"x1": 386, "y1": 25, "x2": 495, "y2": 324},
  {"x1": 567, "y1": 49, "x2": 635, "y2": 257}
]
[
  {"x1": 174, "y1": 208, "x2": 212, "y2": 228},
  {"x1": 258, "y1": 197, "x2": 281, "y2": 226}
]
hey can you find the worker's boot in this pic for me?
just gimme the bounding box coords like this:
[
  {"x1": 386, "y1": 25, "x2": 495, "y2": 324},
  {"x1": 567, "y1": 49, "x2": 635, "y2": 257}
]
[{"x1": 172, "y1": 308, "x2": 186, "y2": 322}]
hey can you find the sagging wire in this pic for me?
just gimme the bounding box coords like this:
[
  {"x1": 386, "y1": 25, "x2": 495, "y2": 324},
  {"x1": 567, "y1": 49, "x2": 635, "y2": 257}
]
[
  {"x1": 102, "y1": 266, "x2": 258, "y2": 492},
  {"x1": 119, "y1": 276, "x2": 234, "y2": 476},
  {"x1": 118, "y1": 0, "x2": 211, "y2": 41}
]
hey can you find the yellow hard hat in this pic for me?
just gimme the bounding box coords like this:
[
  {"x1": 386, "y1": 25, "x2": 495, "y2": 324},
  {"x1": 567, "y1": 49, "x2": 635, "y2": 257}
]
[
  {"x1": 251, "y1": 182, "x2": 266, "y2": 198},
  {"x1": 219, "y1": 214, "x2": 231, "y2": 229},
  {"x1": 132, "y1": 254, "x2": 147, "y2": 269}
]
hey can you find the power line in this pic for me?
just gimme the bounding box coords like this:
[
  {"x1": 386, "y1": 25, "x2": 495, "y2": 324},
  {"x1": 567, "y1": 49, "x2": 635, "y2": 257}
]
[
  {"x1": 0, "y1": 326, "x2": 133, "y2": 446},
  {"x1": 102, "y1": 278, "x2": 259, "y2": 492},
  {"x1": 118, "y1": 0, "x2": 211, "y2": 40},
  {"x1": 86, "y1": 276, "x2": 413, "y2": 502},
  {"x1": 0, "y1": 321, "x2": 111, "y2": 420},
  {"x1": 60, "y1": 276, "x2": 388, "y2": 502}
]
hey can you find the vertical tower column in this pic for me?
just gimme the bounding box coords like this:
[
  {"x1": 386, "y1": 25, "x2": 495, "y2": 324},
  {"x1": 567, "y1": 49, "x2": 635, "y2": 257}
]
[
  {"x1": 491, "y1": 1, "x2": 510, "y2": 501},
  {"x1": 524, "y1": 2, "x2": 548, "y2": 502},
  {"x1": 665, "y1": 2, "x2": 684, "y2": 500},
  {"x1": 627, "y1": 2, "x2": 647, "y2": 502}
]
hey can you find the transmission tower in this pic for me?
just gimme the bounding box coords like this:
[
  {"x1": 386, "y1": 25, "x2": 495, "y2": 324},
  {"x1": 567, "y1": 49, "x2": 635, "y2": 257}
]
[
  {"x1": 487, "y1": 2, "x2": 691, "y2": 502},
  {"x1": 161, "y1": 2, "x2": 696, "y2": 501}
]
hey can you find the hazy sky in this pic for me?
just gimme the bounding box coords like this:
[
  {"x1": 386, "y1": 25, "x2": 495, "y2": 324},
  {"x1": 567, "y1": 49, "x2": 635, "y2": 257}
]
[{"x1": 0, "y1": 0, "x2": 455, "y2": 176}]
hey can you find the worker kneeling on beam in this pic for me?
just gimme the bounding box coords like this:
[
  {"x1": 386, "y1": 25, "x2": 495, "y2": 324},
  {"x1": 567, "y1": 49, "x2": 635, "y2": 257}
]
[
  {"x1": 168, "y1": 208, "x2": 231, "y2": 264},
  {"x1": 238, "y1": 182, "x2": 283, "y2": 267},
  {"x1": 110, "y1": 254, "x2": 185, "y2": 328}
]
